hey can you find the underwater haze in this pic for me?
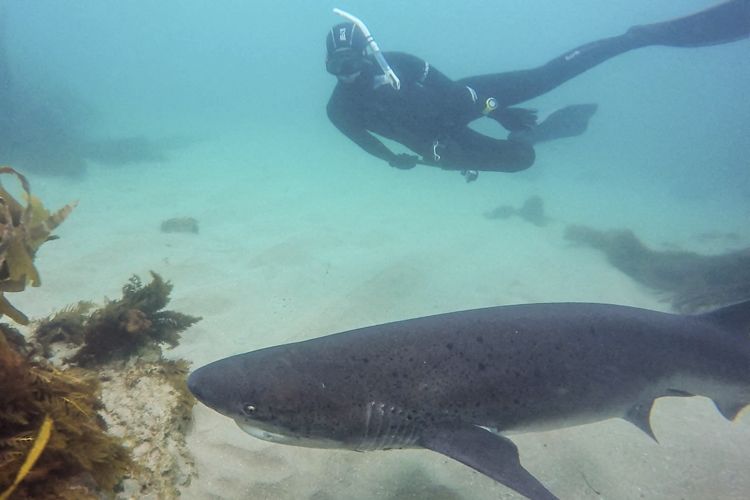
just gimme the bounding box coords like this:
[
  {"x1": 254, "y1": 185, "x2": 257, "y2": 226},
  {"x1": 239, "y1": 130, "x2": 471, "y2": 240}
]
[{"x1": 3, "y1": 0, "x2": 750, "y2": 499}]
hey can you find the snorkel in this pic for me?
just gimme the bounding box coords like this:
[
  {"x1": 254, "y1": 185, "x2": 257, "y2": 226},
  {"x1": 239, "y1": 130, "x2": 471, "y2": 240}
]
[{"x1": 332, "y1": 8, "x2": 401, "y2": 90}]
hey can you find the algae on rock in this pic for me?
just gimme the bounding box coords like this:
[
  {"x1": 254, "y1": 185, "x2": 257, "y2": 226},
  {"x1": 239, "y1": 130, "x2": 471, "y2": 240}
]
[
  {"x1": 0, "y1": 166, "x2": 76, "y2": 325},
  {"x1": 0, "y1": 167, "x2": 199, "y2": 498},
  {"x1": 33, "y1": 272, "x2": 201, "y2": 367},
  {"x1": 0, "y1": 330, "x2": 133, "y2": 499}
]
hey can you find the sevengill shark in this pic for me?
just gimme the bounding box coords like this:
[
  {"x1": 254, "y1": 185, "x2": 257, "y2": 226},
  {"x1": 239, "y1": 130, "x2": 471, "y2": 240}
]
[{"x1": 188, "y1": 301, "x2": 750, "y2": 499}]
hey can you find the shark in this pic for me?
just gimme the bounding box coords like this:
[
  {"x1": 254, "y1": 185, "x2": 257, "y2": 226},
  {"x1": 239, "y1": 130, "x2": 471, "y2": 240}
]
[{"x1": 188, "y1": 301, "x2": 750, "y2": 499}]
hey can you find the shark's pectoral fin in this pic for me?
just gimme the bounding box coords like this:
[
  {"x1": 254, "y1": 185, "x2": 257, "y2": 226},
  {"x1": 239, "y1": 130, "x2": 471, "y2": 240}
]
[
  {"x1": 623, "y1": 399, "x2": 658, "y2": 442},
  {"x1": 419, "y1": 423, "x2": 558, "y2": 500}
]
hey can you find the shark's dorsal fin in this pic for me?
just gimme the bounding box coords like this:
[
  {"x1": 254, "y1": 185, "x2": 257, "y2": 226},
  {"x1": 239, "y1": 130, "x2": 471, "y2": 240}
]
[
  {"x1": 623, "y1": 400, "x2": 658, "y2": 442},
  {"x1": 419, "y1": 423, "x2": 559, "y2": 500}
]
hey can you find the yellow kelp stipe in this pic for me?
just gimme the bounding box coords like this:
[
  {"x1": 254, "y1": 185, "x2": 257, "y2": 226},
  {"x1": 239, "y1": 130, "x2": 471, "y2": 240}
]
[{"x1": 0, "y1": 415, "x2": 54, "y2": 500}]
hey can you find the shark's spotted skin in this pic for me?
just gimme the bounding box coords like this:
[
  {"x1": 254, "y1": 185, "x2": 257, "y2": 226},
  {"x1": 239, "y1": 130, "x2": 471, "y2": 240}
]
[{"x1": 188, "y1": 301, "x2": 750, "y2": 499}]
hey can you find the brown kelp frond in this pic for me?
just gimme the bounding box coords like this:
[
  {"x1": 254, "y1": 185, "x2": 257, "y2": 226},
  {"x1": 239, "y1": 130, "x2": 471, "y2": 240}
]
[
  {"x1": 46, "y1": 272, "x2": 203, "y2": 367},
  {"x1": 0, "y1": 166, "x2": 76, "y2": 325},
  {"x1": 0, "y1": 415, "x2": 53, "y2": 500},
  {"x1": 0, "y1": 331, "x2": 132, "y2": 498}
]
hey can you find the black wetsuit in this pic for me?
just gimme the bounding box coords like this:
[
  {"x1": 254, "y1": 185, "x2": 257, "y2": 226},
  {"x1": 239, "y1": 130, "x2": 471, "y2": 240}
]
[
  {"x1": 327, "y1": 52, "x2": 536, "y2": 172},
  {"x1": 326, "y1": 0, "x2": 750, "y2": 172}
]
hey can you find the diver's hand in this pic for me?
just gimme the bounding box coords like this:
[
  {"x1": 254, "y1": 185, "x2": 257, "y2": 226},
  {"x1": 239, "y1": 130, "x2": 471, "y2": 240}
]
[{"x1": 389, "y1": 153, "x2": 419, "y2": 170}]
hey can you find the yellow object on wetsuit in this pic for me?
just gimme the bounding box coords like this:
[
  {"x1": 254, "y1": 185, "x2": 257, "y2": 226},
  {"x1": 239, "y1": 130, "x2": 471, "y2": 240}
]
[{"x1": 482, "y1": 97, "x2": 498, "y2": 115}]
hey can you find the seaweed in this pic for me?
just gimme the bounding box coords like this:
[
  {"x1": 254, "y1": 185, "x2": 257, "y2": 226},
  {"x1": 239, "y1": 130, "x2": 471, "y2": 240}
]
[
  {"x1": 18, "y1": 272, "x2": 201, "y2": 497},
  {"x1": 33, "y1": 302, "x2": 95, "y2": 359},
  {"x1": 156, "y1": 359, "x2": 196, "y2": 432},
  {"x1": 45, "y1": 272, "x2": 203, "y2": 367},
  {"x1": 0, "y1": 330, "x2": 133, "y2": 499},
  {"x1": 0, "y1": 166, "x2": 76, "y2": 325},
  {"x1": 0, "y1": 166, "x2": 200, "y2": 497}
]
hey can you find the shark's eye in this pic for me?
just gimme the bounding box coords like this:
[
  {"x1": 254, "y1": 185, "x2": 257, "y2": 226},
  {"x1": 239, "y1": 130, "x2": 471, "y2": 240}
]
[{"x1": 242, "y1": 404, "x2": 257, "y2": 416}]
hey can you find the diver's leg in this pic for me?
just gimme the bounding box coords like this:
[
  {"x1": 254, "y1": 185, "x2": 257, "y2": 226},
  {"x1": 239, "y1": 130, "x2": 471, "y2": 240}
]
[
  {"x1": 459, "y1": 0, "x2": 750, "y2": 107},
  {"x1": 437, "y1": 129, "x2": 535, "y2": 173},
  {"x1": 460, "y1": 33, "x2": 640, "y2": 108}
]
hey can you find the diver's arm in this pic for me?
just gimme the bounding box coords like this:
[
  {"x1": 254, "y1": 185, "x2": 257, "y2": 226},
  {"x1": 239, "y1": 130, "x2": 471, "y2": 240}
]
[{"x1": 326, "y1": 96, "x2": 397, "y2": 164}]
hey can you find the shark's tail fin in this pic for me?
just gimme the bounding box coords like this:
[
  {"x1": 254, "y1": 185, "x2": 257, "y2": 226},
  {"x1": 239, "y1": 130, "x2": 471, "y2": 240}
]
[{"x1": 700, "y1": 299, "x2": 750, "y2": 335}]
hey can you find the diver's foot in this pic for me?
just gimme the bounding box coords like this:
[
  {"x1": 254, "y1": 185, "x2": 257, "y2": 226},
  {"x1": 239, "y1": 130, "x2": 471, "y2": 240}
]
[
  {"x1": 511, "y1": 103, "x2": 598, "y2": 145},
  {"x1": 628, "y1": 0, "x2": 750, "y2": 48},
  {"x1": 461, "y1": 170, "x2": 479, "y2": 183}
]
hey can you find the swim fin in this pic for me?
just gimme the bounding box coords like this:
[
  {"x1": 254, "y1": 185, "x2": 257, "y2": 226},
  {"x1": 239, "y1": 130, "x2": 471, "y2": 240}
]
[
  {"x1": 628, "y1": 0, "x2": 750, "y2": 48},
  {"x1": 508, "y1": 103, "x2": 598, "y2": 145}
]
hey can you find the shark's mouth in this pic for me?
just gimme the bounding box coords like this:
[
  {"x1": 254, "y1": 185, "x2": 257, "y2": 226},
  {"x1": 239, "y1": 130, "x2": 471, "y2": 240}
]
[
  {"x1": 235, "y1": 420, "x2": 293, "y2": 444},
  {"x1": 233, "y1": 419, "x2": 342, "y2": 449}
]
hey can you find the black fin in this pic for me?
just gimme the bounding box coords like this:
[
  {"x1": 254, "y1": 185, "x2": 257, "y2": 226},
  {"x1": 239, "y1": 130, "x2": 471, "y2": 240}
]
[
  {"x1": 623, "y1": 400, "x2": 658, "y2": 442},
  {"x1": 628, "y1": 0, "x2": 750, "y2": 48},
  {"x1": 713, "y1": 398, "x2": 749, "y2": 421},
  {"x1": 509, "y1": 104, "x2": 598, "y2": 144},
  {"x1": 699, "y1": 299, "x2": 750, "y2": 334},
  {"x1": 491, "y1": 107, "x2": 538, "y2": 132},
  {"x1": 419, "y1": 424, "x2": 559, "y2": 500}
]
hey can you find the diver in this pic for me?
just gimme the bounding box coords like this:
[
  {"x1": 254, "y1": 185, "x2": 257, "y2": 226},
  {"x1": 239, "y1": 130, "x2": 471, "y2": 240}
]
[{"x1": 325, "y1": 1, "x2": 750, "y2": 182}]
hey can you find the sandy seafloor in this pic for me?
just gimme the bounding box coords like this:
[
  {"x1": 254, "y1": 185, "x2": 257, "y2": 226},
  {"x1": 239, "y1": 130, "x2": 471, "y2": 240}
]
[{"x1": 13, "y1": 124, "x2": 750, "y2": 499}]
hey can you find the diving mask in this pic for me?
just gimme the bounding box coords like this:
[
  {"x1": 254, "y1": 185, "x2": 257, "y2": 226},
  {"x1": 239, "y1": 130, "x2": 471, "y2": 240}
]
[{"x1": 326, "y1": 48, "x2": 367, "y2": 77}]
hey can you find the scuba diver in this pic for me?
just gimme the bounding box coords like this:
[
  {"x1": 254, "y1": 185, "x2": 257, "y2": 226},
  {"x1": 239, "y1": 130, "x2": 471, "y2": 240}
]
[{"x1": 325, "y1": 1, "x2": 750, "y2": 182}]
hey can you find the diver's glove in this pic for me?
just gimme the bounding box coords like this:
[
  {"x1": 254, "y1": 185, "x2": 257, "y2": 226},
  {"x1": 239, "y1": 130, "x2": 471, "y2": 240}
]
[{"x1": 389, "y1": 153, "x2": 419, "y2": 170}]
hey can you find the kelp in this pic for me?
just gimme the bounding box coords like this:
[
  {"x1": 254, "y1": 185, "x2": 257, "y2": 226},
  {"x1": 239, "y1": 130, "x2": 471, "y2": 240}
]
[
  {"x1": 0, "y1": 331, "x2": 132, "y2": 499},
  {"x1": 14, "y1": 271, "x2": 201, "y2": 497},
  {"x1": 0, "y1": 415, "x2": 53, "y2": 500},
  {"x1": 0, "y1": 166, "x2": 76, "y2": 324},
  {"x1": 0, "y1": 167, "x2": 198, "y2": 497},
  {"x1": 34, "y1": 272, "x2": 201, "y2": 367}
]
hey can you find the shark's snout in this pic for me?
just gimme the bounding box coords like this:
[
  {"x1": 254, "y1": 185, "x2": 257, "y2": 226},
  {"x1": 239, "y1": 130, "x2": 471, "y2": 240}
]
[
  {"x1": 187, "y1": 356, "x2": 252, "y2": 416},
  {"x1": 186, "y1": 369, "x2": 206, "y2": 403},
  {"x1": 187, "y1": 364, "x2": 230, "y2": 412}
]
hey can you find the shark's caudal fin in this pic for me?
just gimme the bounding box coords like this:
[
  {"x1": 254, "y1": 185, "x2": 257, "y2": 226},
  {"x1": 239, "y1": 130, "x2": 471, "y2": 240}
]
[{"x1": 419, "y1": 424, "x2": 559, "y2": 500}]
